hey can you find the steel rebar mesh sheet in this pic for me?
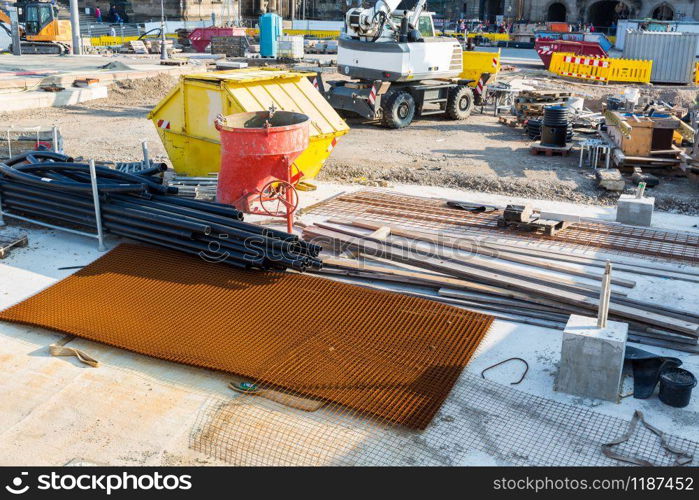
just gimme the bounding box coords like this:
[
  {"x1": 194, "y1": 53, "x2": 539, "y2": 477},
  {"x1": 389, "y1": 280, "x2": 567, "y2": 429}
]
[
  {"x1": 303, "y1": 190, "x2": 699, "y2": 264},
  {"x1": 191, "y1": 371, "x2": 699, "y2": 466},
  {"x1": 0, "y1": 243, "x2": 493, "y2": 430}
]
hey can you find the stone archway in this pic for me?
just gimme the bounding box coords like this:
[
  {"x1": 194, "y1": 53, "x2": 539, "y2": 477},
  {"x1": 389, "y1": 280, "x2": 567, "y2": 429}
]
[
  {"x1": 651, "y1": 3, "x2": 674, "y2": 21},
  {"x1": 547, "y1": 2, "x2": 567, "y2": 22},
  {"x1": 587, "y1": 1, "x2": 630, "y2": 28}
]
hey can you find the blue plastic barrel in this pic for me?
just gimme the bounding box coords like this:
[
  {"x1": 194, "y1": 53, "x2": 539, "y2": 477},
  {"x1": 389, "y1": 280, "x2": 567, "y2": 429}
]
[{"x1": 259, "y1": 13, "x2": 282, "y2": 58}]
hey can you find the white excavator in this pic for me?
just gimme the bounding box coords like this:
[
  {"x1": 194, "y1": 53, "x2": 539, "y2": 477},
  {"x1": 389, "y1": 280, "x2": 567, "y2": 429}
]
[{"x1": 315, "y1": 0, "x2": 475, "y2": 128}]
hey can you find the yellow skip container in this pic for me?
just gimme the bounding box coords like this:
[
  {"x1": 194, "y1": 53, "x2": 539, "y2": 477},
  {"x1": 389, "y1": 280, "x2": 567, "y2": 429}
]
[{"x1": 148, "y1": 69, "x2": 349, "y2": 178}]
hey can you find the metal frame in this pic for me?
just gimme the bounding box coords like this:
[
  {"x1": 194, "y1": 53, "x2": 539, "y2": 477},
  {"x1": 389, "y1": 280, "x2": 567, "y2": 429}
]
[
  {"x1": 0, "y1": 159, "x2": 106, "y2": 251},
  {"x1": 1, "y1": 125, "x2": 62, "y2": 160},
  {"x1": 578, "y1": 137, "x2": 612, "y2": 169}
]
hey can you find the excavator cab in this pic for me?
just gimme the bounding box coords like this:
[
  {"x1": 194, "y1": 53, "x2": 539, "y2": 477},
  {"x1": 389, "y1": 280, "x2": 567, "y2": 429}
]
[
  {"x1": 23, "y1": 2, "x2": 55, "y2": 36},
  {"x1": 16, "y1": 1, "x2": 71, "y2": 53}
]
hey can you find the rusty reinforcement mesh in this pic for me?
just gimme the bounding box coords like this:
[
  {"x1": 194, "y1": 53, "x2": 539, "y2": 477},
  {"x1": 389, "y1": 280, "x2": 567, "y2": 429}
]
[
  {"x1": 0, "y1": 243, "x2": 492, "y2": 430},
  {"x1": 303, "y1": 190, "x2": 699, "y2": 263},
  {"x1": 191, "y1": 371, "x2": 699, "y2": 466}
]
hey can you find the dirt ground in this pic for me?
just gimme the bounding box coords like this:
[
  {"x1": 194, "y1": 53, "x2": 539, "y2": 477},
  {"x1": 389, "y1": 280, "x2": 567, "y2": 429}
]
[{"x1": 2, "y1": 73, "x2": 698, "y2": 214}]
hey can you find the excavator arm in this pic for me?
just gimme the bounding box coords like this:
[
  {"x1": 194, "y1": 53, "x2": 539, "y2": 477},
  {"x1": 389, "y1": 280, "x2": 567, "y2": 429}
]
[{"x1": 345, "y1": 0, "x2": 428, "y2": 40}]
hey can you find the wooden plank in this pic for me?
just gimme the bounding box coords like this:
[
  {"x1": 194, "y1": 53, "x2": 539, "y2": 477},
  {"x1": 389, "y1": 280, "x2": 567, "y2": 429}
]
[
  {"x1": 330, "y1": 218, "x2": 636, "y2": 288},
  {"x1": 322, "y1": 257, "x2": 581, "y2": 314},
  {"x1": 317, "y1": 264, "x2": 695, "y2": 349},
  {"x1": 312, "y1": 227, "x2": 699, "y2": 336},
  {"x1": 341, "y1": 225, "x2": 390, "y2": 259},
  {"x1": 0, "y1": 233, "x2": 28, "y2": 259},
  {"x1": 310, "y1": 224, "x2": 619, "y2": 297}
]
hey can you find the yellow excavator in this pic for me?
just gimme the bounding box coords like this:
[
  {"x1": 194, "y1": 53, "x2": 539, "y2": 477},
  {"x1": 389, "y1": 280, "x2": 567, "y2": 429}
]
[{"x1": 1, "y1": 1, "x2": 72, "y2": 54}]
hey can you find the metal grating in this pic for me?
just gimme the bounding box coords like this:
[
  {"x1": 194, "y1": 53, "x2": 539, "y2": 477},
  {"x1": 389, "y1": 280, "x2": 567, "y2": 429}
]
[
  {"x1": 302, "y1": 190, "x2": 699, "y2": 263},
  {"x1": 0, "y1": 243, "x2": 493, "y2": 430},
  {"x1": 191, "y1": 371, "x2": 699, "y2": 466}
]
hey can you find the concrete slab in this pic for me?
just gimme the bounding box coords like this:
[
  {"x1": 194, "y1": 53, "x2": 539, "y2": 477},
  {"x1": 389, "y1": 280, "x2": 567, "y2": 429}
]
[
  {"x1": 0, "y1": 54, "x2": 204, "y2": 94},
  {"x1": 0, "y1": 85, "x2": 108, "y2": 112}
]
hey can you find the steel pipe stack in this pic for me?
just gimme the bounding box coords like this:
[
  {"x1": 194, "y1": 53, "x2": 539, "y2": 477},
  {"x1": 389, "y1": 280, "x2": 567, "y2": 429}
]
[{"x1": 0, "y1": 152, "x2": 322, "y2": 272}]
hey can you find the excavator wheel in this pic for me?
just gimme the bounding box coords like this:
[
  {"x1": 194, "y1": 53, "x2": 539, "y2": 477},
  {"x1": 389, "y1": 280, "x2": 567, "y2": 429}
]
[
  {"x1": 445, "y1": 85, "x2": 474, "y2": 120},
  {"x1": 381, "y1": 91, "x2": 415, "y2": 129}
]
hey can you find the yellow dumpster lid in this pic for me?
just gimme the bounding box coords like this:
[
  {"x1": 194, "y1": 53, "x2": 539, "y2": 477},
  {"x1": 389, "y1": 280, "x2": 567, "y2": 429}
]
[
  {"x1": 182, "y1": 68, "x2": 313, "y2": 84},
  {"x1": 152, "y1": 69, "x2": 349, "y2": 138}
]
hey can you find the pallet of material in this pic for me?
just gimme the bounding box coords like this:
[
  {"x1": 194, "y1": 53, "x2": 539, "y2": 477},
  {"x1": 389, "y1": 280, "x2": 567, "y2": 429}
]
[
  {"x1": 301, "y1": 219, "x2": 699, "y2": 352},
  {"x1": 518, "y1": 90, "x2": 573, "y2": 101},
  {"x1": 160, "y1": 59, "x2": 189, "y2": 66},
  {"x1": 0, "y1": 232, "x2": 28, "y2": 259},
  {"x1": 514, "y1": 90, "x2": 572, "y2": 117},
  {"x1": 599, "y1": 129, "x2": 683, "y2": 172},
  {"x1": 498, "y1": 116, "x2": 522, "y2": 127},
  {"x1": 605, "y1": 110, "x2": 680, "y2": 158},
  {"x1": 530, "y1": 143, "x2": 573, "y2": 157},
  {"x1": 610, "y1": 146, "x2": 683, "y2": 172},
  {"x1": 122, "y1": 40, "x2": 148, "y2": 54}
]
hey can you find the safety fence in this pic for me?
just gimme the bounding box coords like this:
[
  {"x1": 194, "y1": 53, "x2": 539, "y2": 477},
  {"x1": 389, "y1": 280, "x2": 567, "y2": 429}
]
[
  {"x1": 549, "y1": 52, "x2": 652, "y2": 84},
  {"x1": 89, "y1": 34, "x2": 178, "y2": 47},
  {"x1": 695, "y1": 62, "x2": 699, "y2": 85},
  {"x1": 467, "y1": 32, "x2": 509, "y2": 41},
  {"x1": 444, "y1": 32, "x2": 510, "y2": 41},
  {"x1": 244, "y1": 28, "x2": 339, "y2": 38}
]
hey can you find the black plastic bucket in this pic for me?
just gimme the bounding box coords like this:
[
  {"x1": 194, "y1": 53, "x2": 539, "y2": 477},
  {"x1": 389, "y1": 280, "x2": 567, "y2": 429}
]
[{"x1": 658, "y1": 367, "x2": 697, "y2": 408}]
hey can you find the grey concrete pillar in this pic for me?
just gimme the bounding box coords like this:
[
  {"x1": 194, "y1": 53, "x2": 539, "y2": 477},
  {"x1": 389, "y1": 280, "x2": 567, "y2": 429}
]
[
  {"x1": 9, "y1": 8, "x2": 21, "y2": 56},
  {"x1": 69, "y1": 0, "x2": 82, "y2": 55}
]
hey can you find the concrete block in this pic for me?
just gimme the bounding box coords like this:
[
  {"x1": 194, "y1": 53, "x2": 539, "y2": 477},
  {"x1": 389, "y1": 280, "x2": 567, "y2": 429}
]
[
  {"x1": 596, "y1": 168, "x2": 625, "y2": 191},
  {"x1": 216, "y1": 61, "x2": 248, "y2": 70},
  {"x1": 0, "y1": 86, "x2": 108, "y2": 112},
  {"x1": 616, "y1": 194, "x2": 654, "y2": 226},
  {"x1": 556, "y1": 314, "x2": 628, "y2": 402}
]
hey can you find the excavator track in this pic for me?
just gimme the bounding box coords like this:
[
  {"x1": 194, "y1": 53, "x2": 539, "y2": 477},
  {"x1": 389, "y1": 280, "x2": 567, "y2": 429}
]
[{"x1": 18, "y1": 41, "x2": 69, "y2": 55}]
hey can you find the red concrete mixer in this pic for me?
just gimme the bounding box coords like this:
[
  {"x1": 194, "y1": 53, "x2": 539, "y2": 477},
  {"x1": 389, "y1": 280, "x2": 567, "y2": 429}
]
[{"x1": 215, "y1": 108, "x2": 310, "y2": 233}]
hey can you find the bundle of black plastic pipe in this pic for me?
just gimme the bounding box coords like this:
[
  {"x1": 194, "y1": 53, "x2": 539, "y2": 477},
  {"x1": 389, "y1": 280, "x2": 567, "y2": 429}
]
[{"x1": 0, "y1": 152, "x2": 322, "y2": 271}]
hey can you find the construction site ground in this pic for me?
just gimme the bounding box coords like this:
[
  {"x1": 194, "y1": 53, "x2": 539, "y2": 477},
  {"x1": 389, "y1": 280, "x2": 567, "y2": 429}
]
[
  {"x1": 2, "y1": 182, "x2": 698, "y2": 465},
  {"x1": 2, "y1": 54, "x2": 699, "y2": 465},
  {"x1": 2, "y1": 67, "x2": 698, "y2": 214}
]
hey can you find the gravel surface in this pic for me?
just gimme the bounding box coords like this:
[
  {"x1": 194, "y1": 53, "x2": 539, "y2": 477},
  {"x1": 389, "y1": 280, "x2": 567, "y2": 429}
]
[
  {"x1": 322, "y1": 113, "x2": 699, "y2": 214},
  {"x1": 2, "y1": 74, "x2": 698, "y2": 214}
]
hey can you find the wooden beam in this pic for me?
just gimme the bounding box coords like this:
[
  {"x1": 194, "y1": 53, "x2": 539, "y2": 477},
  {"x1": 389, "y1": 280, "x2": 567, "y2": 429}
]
[
  {"x1": 312, "y1": 227, "x2": 699, "y2": 336},
  {"x1": 310, "y1": 222, "x2": 627, "y2": 296},
  {"x1": 329, "y1": 218, "x2": 636, "y2": 288}
]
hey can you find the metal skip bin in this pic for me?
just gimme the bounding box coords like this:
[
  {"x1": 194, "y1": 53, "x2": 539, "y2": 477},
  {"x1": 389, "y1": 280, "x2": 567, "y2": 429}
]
[{"x1": 148, "y1": 69, "x2": 349, "y2": 178}]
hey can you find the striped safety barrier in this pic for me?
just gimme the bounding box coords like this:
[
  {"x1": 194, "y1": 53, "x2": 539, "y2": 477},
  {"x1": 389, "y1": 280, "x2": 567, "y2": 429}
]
[
  {"x1": 562, "y1": 55, "x2": 610, "y2": 67},
  {"x1": 560, "y1": 72, "x2": 608, "y2": 81},
  {"x1": 549, "y1": 52, "x2": 652, "y2": 84}
]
